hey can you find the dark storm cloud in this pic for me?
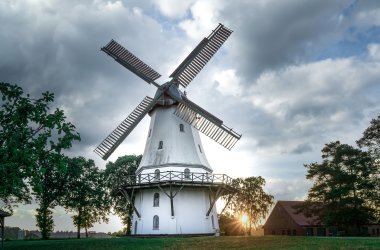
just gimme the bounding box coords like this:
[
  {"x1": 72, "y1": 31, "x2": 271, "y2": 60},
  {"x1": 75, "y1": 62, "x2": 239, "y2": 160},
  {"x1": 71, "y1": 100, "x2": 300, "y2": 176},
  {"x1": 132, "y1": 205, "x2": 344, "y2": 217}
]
[
  {"x1": 290, "y1": 143, "x2": 312, "y2": 154},
  {"x1": 219, "y1": 1, "x2": 348, "y2": 82},
  {"x1": 0, "y1": 1, "x2": 190, "y2": 154}
]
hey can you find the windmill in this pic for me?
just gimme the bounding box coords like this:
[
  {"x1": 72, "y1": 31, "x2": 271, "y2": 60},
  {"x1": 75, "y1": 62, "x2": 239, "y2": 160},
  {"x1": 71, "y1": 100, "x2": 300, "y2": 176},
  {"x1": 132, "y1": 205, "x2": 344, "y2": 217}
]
[{"x1": 95, "y1": 24, "x2": 241, "y2": 235}]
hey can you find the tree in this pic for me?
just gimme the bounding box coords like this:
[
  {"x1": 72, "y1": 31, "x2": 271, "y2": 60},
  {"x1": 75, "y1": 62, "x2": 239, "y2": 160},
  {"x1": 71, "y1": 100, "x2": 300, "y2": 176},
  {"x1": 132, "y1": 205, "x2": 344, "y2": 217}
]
[
  {"x1": 357, "y1": 115, "x2": 380, "y2": 220},
  {"x1": 302, "y1": 141, "x2": 378, "y2": 235},
  {"x1": 63, "y1": 157, "x2": 110, "y2": 238},
  {"x1": 32, "y1": 153, "x2": 70, "y2": 239},
  {"x1": 0, "y1": 82, "x2": 80, "y2": 211},
  {"x1": 104, "y1": 155, "x2": 142, "y2": 234},
  {"x1": 222, "y1": 176, "x2": 274, "y2": 235},
  {"x1": 357, "y1": 114, "x2": 380, "y2": 158}
]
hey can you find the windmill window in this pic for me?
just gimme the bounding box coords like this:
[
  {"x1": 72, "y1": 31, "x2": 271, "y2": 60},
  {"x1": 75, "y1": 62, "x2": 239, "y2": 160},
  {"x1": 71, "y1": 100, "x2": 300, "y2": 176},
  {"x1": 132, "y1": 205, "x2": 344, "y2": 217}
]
[
  {"x1": 148, "y1": 129, "x2": 151, "y2": 137},
  {"x1": 154, "y1": 169, "x2": 160, "y2": 181},
  {"x1": 134, "y1": 221, "x2": 138, "y2": 235},
  {"x1": 198, "y1": 144, "x2": 202, "y2": 153},
  {"x1": 211, "y1": 215, "x2": 215, "y2": 229},
  {"x1": 158, "y1": 141, "x2": 163, "y2": 149},
  {"x1": 179, "y1": 124, "x2": 184, "y2": 132},
  {"x1": 153, "y1": 215, "x2": 159, "y2": 229},
  {"x1": 184, "y1": 168, "x2": 190, "y2": 179},
  {"x1": 153, "y1": 193, "x2": 159, "y2": 207}
]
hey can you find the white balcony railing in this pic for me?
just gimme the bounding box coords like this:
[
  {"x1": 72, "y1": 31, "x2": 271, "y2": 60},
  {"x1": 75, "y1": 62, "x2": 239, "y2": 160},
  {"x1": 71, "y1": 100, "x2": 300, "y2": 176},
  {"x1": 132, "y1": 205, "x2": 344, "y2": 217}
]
[{"x1": 117, "y1": 171, "x2": 234, "y2": 187}]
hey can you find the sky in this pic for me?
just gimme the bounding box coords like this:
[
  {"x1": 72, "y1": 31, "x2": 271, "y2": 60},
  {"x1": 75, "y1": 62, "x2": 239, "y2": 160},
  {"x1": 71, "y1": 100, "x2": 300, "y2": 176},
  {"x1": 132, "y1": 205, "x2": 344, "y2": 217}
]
[{"x1": 1, "y1": 0, "x2": 380, "y2": 233}]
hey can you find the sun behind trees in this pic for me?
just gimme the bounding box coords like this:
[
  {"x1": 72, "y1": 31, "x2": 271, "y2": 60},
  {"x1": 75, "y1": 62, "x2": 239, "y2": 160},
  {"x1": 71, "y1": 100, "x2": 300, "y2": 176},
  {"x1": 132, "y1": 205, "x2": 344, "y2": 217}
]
[{"x1": 221, "y1": 176, "x2": 274, "y2": 235}]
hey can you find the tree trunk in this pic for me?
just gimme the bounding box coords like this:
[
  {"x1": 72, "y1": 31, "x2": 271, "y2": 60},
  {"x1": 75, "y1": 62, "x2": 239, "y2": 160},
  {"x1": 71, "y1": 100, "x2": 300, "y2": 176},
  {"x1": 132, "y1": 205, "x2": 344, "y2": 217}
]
[
  {"x1": 85, "y1": 227, "x2": 88, "y2": 238},
  {"x1": 42, "y1": 208, "x2": 48, "y2": 240},
  {"x1": 77, "y1": 223, "x2": 80, "y2": 239},
  {"x1": 77, "y1": 209, "x2": 82, "y2": 239}
]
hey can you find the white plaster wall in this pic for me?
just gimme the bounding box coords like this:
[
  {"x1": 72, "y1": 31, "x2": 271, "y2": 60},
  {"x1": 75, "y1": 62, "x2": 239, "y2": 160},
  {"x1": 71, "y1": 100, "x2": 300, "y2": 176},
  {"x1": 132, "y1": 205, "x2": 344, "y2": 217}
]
[
  {"x1": 132, "y1": 104, "x2": 219, "y2": 235},
  {"x1": 133, "y1": 187, "x2": 219, "y2": 235},
  {"x1": 137, "y1": 106, "x2": 212, "y2": 173}
]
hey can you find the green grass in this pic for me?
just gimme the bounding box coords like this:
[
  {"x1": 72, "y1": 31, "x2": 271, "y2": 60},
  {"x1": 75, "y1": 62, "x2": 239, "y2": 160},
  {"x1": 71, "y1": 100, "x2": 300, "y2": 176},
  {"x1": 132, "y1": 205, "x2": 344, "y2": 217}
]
[{"x1": 4, "y1": 236, "x2": 380, "y2": 250}]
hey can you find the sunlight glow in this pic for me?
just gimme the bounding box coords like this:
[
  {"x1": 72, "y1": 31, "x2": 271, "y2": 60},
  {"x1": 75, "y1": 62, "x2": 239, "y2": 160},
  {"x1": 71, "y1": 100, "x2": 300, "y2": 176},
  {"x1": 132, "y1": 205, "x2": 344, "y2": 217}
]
[{"x1": 241, "y1": 214, "x2": 248, "y2": 224}]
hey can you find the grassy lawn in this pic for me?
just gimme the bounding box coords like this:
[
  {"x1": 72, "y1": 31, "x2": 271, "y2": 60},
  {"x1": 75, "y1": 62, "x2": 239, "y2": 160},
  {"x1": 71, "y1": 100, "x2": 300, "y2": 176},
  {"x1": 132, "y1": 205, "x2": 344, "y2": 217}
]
[{"x1": 4, "y1": 236, "x2": 380, "y2": 250}]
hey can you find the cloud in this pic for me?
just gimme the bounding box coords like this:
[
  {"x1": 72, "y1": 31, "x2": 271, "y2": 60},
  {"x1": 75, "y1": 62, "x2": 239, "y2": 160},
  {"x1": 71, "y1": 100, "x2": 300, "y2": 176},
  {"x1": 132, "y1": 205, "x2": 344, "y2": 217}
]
[
  {"x1": 217, "y1": 1, "x2": 347, "y2": 82},
  {"x1": 290, "y1": 143, "x2": 313, "y2": 155},
  {"x1": 266, "y1": 177, "x2": 312, "y2": 201},
  {"x1": 153, "y1": 0, "x2": 194, "y2": 19},
  {"x1": 368, "y1": 43, "x2": 380, "y2": 60},
  {"x1": 213, "y1": 69, "x2": 243, "y2": 97},
  {"x1": 243, "y1": 56, "x2": 380, "y2": 154}
]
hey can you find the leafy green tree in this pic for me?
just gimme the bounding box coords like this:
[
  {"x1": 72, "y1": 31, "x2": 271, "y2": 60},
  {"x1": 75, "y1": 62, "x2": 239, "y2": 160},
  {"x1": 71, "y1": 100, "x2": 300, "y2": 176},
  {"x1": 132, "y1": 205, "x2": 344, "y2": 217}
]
[
  {"x1": 357, "y1": 114, "x2": 380, "y2": 158},
  {"x1": 0, "y1": 82, "x2": 80, "y2": 211},
  {"x1": 104, "y1": 155, "x2": 142, "y2": 234},
  {"x1": 32, "y1": 153, "x2": 70, "y2": 239},
  {"x1": 63, "y1": 157, "x2": 110, "y2": 238},
  {"x1": 222, "y1": 176, "x2": 274, "y2": 235},
  {"x1": 302, "y1": 141, "x2": 378, "y2": 234},
  {"x1": 357, "y1": 115, "x2": 380, "y2": 220}
]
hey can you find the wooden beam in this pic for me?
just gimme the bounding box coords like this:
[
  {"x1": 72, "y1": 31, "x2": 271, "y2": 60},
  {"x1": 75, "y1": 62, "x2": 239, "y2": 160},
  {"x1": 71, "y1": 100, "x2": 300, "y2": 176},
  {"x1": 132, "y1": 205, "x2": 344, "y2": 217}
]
[
  {"x1": 120, "y1": 189, "x2": 141, "y2": 218},
  {"x1": 206, "y1": 186, "x2": 225, "y2": 216},
  {"x1": 220, "y1": 194, "x2": 234, "y2": 215},
  {"x1": 157, "y1": 185, "x2": 184, "y2": 217}
]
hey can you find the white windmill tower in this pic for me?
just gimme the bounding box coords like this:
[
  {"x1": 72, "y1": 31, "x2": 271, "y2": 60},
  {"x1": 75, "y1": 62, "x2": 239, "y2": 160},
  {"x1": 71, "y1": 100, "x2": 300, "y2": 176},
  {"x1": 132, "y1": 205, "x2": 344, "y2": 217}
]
[{"x1": 95, "y1": 24, "x2": 241, "y2": 235}]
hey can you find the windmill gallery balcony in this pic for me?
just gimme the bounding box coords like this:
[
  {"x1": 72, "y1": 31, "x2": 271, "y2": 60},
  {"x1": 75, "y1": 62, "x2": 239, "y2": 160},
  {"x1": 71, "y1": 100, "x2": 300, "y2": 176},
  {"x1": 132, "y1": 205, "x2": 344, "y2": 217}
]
[
  {"x1": 116, "y1": 171, "x2": 234, "y2": 188},
  {"x1": 115, "y1": 171, "x2": 236, "y2": 219}
]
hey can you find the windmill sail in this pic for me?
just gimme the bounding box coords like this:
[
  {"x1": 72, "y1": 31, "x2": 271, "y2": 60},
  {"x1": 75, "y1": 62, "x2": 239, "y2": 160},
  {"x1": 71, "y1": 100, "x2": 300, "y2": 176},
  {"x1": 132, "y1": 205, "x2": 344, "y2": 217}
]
[
  {"x1": 174, "y1": 98, "x2": 241, "y2": 150},
  {"x1": 170, "y1": 24, "x2": 233, "y2": 88},
  {"x1": 94, "y1": 96, "x2": 158, "y2": 160},
  {"x1": 102, "y1": 40, "x2": 161, "y2": 84}
]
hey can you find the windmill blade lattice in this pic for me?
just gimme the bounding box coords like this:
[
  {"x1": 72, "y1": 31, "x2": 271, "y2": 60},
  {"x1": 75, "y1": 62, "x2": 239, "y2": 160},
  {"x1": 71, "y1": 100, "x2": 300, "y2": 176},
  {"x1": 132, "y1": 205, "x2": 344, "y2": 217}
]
[
  {"x1": 102, "y1": 40, "x2": 161, "y2": 84},
  {"x1": 94, "y1": 96, "x2": 158, "y2": 160},
  {"x1": 174, "y1": 101, "x2": 241, "y2": 150},
  {"x1": 170, "y1": 24, "x2": 233, "y2": 88}
]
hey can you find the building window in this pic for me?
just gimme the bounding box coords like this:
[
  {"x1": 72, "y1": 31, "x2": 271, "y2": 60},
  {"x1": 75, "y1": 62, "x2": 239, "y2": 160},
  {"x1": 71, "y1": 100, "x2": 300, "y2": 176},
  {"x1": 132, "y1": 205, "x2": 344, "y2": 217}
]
[
  {"x1": 317, "y1": 227, "x2": 326, "y2": 236},
  {"x1": 179, "y1": 124, "x2": 184, "y2": 132},
  {"x1": 153, "y1": 193, "x2": 159, "y2": 207},
  {"x1": 306, "y1": 228, "x2": 314, "y2": 236},
  {"x1": 211, "y1": 215, "x2": 215, "y2": 229},
  {"x1": 154, "y1": 169, "x2": 160, "y2": 181},
  {"x1": 153, "y1": 215, "x2": 159, "y2": 229},
  {"x1": 287, "y1": 229, "x2": 291, "y2": 235},
  {"x1": 158, "y1": 140, "x2": 163, "y2": 149},
  {"x1": 148, "y1": 129, "x2": 151, "y2": 137},
  {"x1": 134, "y1": 221, "x2": 138, "y2": 235},
  {"x1": 184, "y1": 168, "x2": 190, "y2": 179},
  {"x1": 271, "y1": 230, "x2": 275, "y2": 235},
  {"x1": 292, "y1": 229, "x2": 296, "y2": 236},
  {"x1": 198, "y1": 144, "x2": 202, "y2": 153}
]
